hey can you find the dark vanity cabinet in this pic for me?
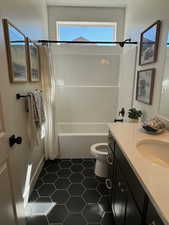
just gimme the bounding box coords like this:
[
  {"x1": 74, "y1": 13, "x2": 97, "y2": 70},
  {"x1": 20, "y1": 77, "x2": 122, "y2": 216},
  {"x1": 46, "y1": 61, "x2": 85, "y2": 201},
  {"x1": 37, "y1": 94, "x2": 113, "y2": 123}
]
[
  {"x1": 146, "y1": 201, "x2": 165, "y2": 225},
  {"x1": 107, "y1": 132, "x2": 165, "y2": 225},
  {"x1": 113, "y1": 162, "x2": 127, "y2": 225}
]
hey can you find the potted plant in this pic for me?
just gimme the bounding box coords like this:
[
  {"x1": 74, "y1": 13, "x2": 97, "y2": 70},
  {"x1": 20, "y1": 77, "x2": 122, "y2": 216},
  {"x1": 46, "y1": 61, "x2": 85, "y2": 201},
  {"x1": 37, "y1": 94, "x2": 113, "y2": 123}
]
[{"x1": 128, "y1": 108, "x2": 143, "y2": 122}]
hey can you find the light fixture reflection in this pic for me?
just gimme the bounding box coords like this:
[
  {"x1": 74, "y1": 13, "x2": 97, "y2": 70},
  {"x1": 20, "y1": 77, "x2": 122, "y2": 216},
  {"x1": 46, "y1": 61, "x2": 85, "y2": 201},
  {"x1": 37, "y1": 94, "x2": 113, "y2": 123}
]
[
  {"x1": 56, "y1": 79, "x2": 65, "y2": 87},
  {"x1": 100, "y1": 58, "x2": 110, "y2": 65}
]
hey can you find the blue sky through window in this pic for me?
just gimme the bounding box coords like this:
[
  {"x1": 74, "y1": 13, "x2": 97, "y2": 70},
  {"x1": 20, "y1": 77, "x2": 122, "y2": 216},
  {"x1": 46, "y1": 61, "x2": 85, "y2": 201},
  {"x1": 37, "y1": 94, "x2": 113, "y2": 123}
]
[
  {"x1": 57, "y1": 25, "x2": 116, "y2": 43},
  {"x1": 144, "y1": 26, "x2": 156, "y2": 42}
]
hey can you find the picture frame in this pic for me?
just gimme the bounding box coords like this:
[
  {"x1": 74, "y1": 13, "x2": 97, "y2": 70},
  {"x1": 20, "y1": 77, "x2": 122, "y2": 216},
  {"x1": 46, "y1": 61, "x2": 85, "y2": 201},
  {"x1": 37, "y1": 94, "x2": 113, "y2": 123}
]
[
  {"x1": 136, "y1": 69, "x2": 155, "y2": 105},
  {"x1": 27, "y1": 38, "x2": 41, "y2": 82},
  {"x1": 139, "y1": 20, "x2": 161, "y2": 66},
  {"x1": 2, "y1": 19, "x2": 29, "y2": 83}
]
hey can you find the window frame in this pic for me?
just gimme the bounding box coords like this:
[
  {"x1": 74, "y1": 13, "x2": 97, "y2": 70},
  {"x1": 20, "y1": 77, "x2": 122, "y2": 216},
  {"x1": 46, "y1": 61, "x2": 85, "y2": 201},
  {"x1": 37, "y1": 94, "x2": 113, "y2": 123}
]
[{"x1": 56, "y1": 21, "x2": 117, "y2": 45}]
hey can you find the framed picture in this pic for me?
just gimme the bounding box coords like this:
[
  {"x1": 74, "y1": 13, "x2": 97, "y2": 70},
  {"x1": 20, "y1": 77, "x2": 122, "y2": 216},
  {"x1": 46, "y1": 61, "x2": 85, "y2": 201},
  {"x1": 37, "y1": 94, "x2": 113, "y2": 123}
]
[
  {"x1": 136, "y1": 69, "x2": 155, "y2": 105},
  {"x1": 2, "y1": 19, "x2": 29, "y2": 83},
  {"x1": 139, "y1": 21, "x2": 161, "y2": 66},
  {"x1": 27, "y1": 39, "x2": 41, "y2": 82}
]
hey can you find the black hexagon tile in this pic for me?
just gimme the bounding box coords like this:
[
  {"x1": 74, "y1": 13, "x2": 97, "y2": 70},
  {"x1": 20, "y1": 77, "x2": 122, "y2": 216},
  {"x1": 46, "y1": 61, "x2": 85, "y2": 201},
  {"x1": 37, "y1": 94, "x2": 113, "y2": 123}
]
[
  {"x1": 26, "y1": 215, "x2": 48, "y2": 225},
  {"x1": 51, "y1": 190, "x2": 69, "y2": 204},
  {"x1": 39, "y1": 169, "x2": 47, "y2": 178},
  {"x1": 57, "y1": 169, "x2": 72, "y2": 177},
  {"x1": 71, "y1": 159, "x2": 83, "y2": 164},
  {"x1": 102, "y1": 212, "x2": 115, "y2": 225},
  {"x1": 99, "y1": 196, "x2": 111, "y2": 212},
  {"x1": 55, "y1": 178, "x2": 70, "y2": 189},
  {"x1": 71, "y1": 164, "x2": 83, "y2": 173},
  {"x1": 26, "y1": 159, "x2": 114, "y2": 225},
  {"x1": 64, "y1": 214, "x2": 86, "y2": 225},
  {"x1": 82, "y1": 159, "x2": 95, "y2": 168},
  {"x1": 45, "y1": 164, "x2": 60, "y2": 173},
  {"x1": 34, "y1": 178, "x2": 44, "y2": 190},
  {"x1": 69, "y1": 173, "x2": 84, "y2": 183},
  {"x1": 47, "y1": 205, "x2": 68, "y2": 223},
  {"x1": 44, "y1": 159, "x2": 59, "y2": 168},
  {"x1": 43, "y1": 173, "x2": 58, "y2": 183},
  {"x1": 67, "y1": 197, "x2": 85, "y2": 212},
  {"x1": 68, "y1": 183, "x2": 85, "y2": 195},
  {"x1": 83, "y1": 190, "x2": 100, "y2": 203},
  {"x1": 83, "y1": 168, "x2": 95, "y2": 177},
  {"x1": 38, "y1": 184, "x2": 55, "y2": 196},
  {"x1": 83, "y1": 178, "x2": 98, "y2": 189},
  {"x1": 83, "y1": 204, "x2": 104, "y2": 223},
  {"x1": 60, "y1": 160, "x2": 72, "y2": 168}
]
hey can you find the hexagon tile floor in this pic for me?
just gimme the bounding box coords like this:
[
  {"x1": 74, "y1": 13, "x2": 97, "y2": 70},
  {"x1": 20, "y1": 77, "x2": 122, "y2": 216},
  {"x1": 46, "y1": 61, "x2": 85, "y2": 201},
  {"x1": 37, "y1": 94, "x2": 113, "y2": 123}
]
[{"x1": 26, "y1": 158, "x2": 115, "y2": 225}]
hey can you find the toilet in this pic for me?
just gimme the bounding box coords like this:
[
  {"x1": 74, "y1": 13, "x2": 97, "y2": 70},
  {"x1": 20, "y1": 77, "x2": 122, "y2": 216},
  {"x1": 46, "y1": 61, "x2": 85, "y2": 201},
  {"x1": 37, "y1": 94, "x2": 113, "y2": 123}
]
[{"x1": 90, "y1": 143, "x2": 109, "y2": 177}]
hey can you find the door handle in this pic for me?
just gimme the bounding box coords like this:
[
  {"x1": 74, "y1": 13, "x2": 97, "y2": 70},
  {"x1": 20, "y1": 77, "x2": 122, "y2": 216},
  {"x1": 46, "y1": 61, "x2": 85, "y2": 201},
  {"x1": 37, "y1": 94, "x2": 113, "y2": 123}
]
[{"x1": 9, "y1": 135, "x2": 22, "y2": 147}]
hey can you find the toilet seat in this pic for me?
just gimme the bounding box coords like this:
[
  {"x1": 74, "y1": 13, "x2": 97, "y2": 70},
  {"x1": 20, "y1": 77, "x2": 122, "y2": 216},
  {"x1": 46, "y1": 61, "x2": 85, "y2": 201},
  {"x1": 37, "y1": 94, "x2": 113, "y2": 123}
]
[
  {"x1": 91, "y1": 143, "x2": 108, "y2": 156},
  {"x1": 90, "y1": 142, "x2": 109, "y2": 177}
]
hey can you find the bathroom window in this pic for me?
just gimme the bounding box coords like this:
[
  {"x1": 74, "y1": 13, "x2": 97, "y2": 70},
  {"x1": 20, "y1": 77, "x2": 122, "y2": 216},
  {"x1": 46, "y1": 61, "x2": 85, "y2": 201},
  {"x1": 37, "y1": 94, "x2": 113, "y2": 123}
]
[{"x1": 56, "y1": 21, "x2": 117, "y2": 46}]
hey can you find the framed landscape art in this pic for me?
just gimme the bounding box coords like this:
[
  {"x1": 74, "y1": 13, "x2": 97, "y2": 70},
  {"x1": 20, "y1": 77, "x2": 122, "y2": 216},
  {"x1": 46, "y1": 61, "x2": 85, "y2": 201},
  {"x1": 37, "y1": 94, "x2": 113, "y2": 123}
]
[
  {"x1": 136, "y1": 69, "x2": 155, "y2": 105},
  {"x1": 139, "y1": 21, "x2": 161, "y2": 66},
  {"x1": 3, "y1": 19, "x2": 28, "y2": 83}
]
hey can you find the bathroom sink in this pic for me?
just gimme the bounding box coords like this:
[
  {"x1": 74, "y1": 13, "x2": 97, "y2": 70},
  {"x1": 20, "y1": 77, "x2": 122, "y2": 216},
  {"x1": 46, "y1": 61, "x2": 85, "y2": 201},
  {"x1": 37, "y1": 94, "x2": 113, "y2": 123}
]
[{"x1": 136, "y1": 139, "x2": 169, "y2": 168}]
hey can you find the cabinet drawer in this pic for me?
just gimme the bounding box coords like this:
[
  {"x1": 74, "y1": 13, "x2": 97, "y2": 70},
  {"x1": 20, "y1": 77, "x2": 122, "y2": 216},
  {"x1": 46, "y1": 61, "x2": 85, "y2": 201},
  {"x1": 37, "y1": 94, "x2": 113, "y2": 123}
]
[
  {"x1": 146, "y1": 202, "x2": 164, "y2": 225},
  {"x1": 115, "y1": 144, "x2": 146, "y2": 213}
]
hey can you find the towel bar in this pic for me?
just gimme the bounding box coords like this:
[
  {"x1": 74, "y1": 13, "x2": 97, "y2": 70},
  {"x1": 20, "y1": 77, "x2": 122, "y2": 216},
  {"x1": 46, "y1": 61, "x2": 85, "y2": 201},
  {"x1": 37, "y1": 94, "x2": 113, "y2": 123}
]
[
  {"x1": 16, "y1": 94, "x2": 29, "y2": 100},
  {"x1": 16, "y1": 90, "x2": 42, "y2": 100}
]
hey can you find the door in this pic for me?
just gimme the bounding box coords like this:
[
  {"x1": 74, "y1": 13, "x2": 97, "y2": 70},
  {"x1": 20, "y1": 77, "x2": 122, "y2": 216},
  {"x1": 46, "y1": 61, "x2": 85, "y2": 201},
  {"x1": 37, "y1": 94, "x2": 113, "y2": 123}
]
[{"x1": 0, "y1": 93, "x2": 17, "y2": 225}]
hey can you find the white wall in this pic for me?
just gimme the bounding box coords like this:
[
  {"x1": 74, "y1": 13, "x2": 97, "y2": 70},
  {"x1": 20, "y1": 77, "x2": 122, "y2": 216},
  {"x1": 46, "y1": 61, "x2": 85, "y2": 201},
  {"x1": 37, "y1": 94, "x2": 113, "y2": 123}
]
[
  {"x1": 0, "y1": 0, "x2": 47, "y2": 223},
  {"x1": 118, "y1": 0, "x2": 169, "y2": 120}
]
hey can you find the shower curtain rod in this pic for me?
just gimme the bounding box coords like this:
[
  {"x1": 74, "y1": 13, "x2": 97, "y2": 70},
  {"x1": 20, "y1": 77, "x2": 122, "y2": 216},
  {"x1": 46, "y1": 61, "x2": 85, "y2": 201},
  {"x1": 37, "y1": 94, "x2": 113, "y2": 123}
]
[{"x1": 37, "y1": 39, "x2": 138, "y2": 47}]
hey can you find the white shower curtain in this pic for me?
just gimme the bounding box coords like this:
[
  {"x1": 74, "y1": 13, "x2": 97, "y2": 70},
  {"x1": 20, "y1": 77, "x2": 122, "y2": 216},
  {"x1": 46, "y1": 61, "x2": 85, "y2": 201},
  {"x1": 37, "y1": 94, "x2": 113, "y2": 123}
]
[{"x1": 39, "y1": 45, "x2": 59, "y2": 160}]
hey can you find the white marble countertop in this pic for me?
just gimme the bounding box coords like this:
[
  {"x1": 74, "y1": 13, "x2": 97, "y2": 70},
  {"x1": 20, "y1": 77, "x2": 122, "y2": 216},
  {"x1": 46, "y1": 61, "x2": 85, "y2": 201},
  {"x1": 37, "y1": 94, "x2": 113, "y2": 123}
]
[{"x1": 108, "y1": 122, "x2": 169, "y2": 225}]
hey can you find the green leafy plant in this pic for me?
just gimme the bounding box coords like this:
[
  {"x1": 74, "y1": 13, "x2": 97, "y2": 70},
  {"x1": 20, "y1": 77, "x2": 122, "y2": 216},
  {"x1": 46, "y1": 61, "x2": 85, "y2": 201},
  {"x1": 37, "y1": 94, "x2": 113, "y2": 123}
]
[{"x1": 128, "y1": 108, "x2": 143, "y2": 120}]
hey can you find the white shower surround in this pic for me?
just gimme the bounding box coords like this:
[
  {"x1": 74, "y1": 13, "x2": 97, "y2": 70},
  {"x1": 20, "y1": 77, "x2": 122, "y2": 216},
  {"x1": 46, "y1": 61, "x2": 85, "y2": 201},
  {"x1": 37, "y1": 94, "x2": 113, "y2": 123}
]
[{"x1": 48, "y1": 6, "x2": 124, "y2": 159}]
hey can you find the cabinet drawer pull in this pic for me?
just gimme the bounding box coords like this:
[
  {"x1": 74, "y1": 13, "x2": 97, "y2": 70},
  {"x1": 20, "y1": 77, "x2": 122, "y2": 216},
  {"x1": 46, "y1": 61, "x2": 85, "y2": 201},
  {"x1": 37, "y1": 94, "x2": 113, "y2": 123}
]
[
  {"x1": 106, "y1": 155, "x2": 113, "y2": 165},
  {"x1": 106, "y1": 179, "x2": 112, "y2": 190}
]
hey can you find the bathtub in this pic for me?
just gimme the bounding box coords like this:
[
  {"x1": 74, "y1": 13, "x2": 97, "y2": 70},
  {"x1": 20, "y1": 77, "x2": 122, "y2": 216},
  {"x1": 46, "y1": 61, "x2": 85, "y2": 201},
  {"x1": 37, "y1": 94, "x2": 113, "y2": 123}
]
[{"x1": 57, "y1": 123, "x2": 109, "y2": 158}]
